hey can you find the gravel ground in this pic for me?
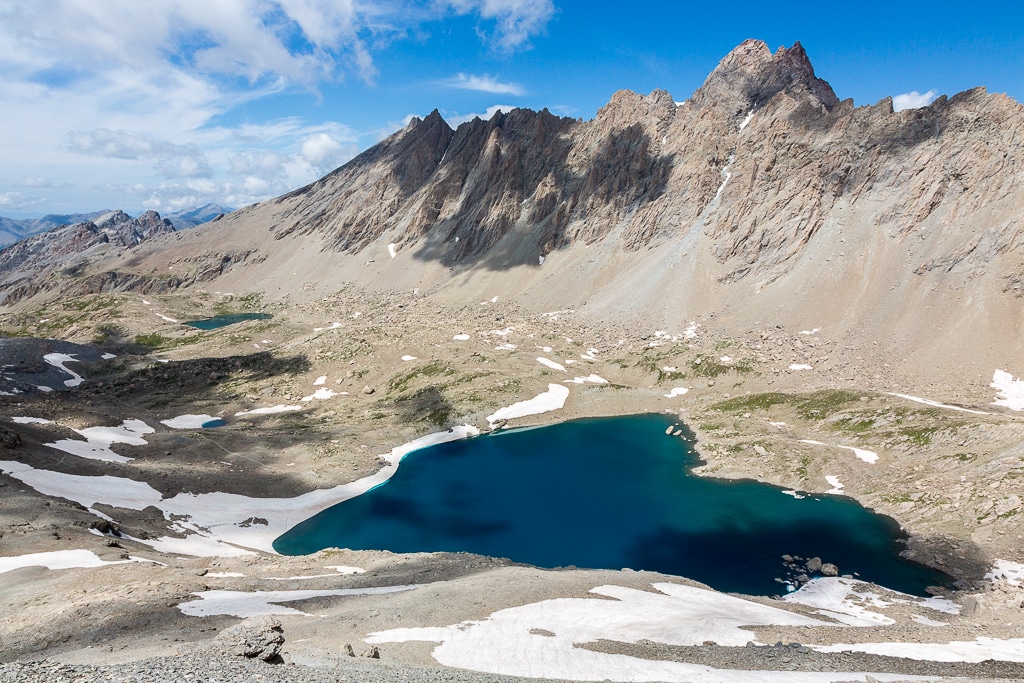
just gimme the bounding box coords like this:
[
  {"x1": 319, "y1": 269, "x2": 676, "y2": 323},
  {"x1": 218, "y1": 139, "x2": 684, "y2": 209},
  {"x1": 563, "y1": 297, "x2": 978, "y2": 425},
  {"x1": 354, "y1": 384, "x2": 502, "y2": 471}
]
[
  {"x1": 585, "y1": 639, "x2": 1024, "y2": 679},
  {"x1": 0, "y1": 654, "x2": 569, "y2": 683}
]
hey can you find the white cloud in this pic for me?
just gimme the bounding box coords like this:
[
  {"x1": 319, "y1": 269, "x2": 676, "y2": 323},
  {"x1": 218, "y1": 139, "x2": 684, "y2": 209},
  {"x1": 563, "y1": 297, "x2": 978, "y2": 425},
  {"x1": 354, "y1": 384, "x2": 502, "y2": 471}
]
[
  {"x1": 443, "y1": 0, "x2": 555, "y2": 51},
  {"x1": 0, "y1": 191, "x2": 46, "y2": 210},
  {"x1": 67, "y1": 129, "x2": 212, "y2": 179},
  {"x1": 0, "y1": 1, "x2": 552, "y2": 214},
  {"x1": 18, "y1": 176, "x2": 51, "y2": 188},
  {"x1": 893, "y1": 89, "x2": 938, "y2": 112},
  {"x1": 446, "y1": 104, "x2": 516, "y2": 127},
  {"x1": 443, "y1": 73, "x2": 524, "y2": 95}
]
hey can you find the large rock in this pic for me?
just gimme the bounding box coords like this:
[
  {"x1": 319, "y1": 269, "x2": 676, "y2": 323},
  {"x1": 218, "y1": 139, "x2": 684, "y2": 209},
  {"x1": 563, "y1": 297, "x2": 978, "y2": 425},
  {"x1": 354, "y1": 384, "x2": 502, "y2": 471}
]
[{"x1": 211, "y1": 616, "x2": 285, "y2": 661}]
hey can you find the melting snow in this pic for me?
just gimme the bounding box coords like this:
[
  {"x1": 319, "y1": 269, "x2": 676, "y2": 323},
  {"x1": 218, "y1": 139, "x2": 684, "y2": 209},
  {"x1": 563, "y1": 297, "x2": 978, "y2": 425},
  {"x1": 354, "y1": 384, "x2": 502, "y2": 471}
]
[
  {"x1": 101, "y1": 352, "x2": 116, "y2": 360},
  {"x1": 537, "y1": 357, "x2": 566, "y2": 372},
  {"x1": 487, "y1": 385, "x2": 570, "y2": 427},
  {"x1": 366, "y1": 582, "x2": 929, "y2": 682},
  {"x1": 12, "y1": 417, "x2": 50, "y2": 424},
  {"x1": 991, "y1": 370, "x2": 1024, "y2": 410},
  {"x1": 452, "y1": 334, "x2": 471, "y2": 341},
  {"x1": 738, "y1": 109, "x2": 754, "y2": 131},
  {"x1": 387, "y1": 243, "x2": 397, "y2": 258},
  {"x1": 800, "y1": 439, "x2": 879, "y2": 464},
  {"x1": 178, "y1": 585, "x2": 420, "y2": 618},
  {"x1": 301, "y1": 388, "x2": 340, "y2": 402},
  {"x1": 563, "y1": 375, "x2": 608, "y2": 385},
  {"x1": 45, "y1": 419, "x2": 155, "y2": 463},
  {"x1": 401, "y1": 355, "x2": 417, "y2": 361},
  {"x1": 824, "y1": 475, "x2": 845, "y2": 495},
  {"x1": 813, "y1": 638, "x2": 1024, "y2": 663},
  {"x1": 0, "y1": 549, "x2": 135, "y2": 574},
  {"x1": 313, "y1": 322, "x2": 343, "y2": 332},
  {"x1": 986, "y1": 559, "x2": 1024, "y2": 587},
  {"x1": 161, "y1": 414, "x2": 221, "y2": 429},
  {"x1": 155, "y1": 313, "x2": 178, "y2": 323},
  {"x1": 664, "y1": 388, "x2": 689, "y2": 398},
  {"x1": 235, "y1": 405, "x2": 303, "y2": 416},
  {"x1": 789, "y1": 363, "x2": 813, "y2": 371},
  {"x1": 43, "y1": 353, "x2": 84, "y2": 387},
  {"x1": 799, "y1": 328, "x2": 821, "y2": 335},
  {"x1": 887, "y1": 393, "x2": 989, "y2": 415},
  {"x1": 313, "y1": 375, "x2": 327, "y2": 385}
]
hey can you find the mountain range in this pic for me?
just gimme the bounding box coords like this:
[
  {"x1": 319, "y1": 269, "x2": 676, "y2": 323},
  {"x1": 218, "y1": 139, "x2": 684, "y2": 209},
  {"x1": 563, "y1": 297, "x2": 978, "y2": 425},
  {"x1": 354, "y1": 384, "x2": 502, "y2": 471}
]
[{"x1": 2, "y1": 39, "x2": 1023, "y2": 384}]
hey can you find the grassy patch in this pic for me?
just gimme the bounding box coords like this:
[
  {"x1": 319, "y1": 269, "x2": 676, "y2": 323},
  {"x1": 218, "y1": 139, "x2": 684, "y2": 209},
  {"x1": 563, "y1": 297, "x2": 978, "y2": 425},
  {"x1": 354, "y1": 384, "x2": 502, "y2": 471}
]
[
  {"x1": 794, "y1": 390, "x2": 866, "y2": 420},
  {"x1": 712, "y1": 392, "x2": 793, "y2": 412}
]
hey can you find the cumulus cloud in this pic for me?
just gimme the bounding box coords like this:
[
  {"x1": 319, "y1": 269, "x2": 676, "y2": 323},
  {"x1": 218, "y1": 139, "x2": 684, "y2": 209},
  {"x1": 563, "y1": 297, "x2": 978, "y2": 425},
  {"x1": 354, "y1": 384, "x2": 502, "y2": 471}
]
[
  {"x1": 0, "y1": 1, "x2": 554, "y2": 213},
  {"x1": 893, "y1": 89, "x2": 939, "y2": 112},
  {"x1": 0, "y1": 191, "x2": 46, "y2": 210},
  {"x1": 67, "y1": 129, "x2": 211, "y2": 178},
  {"x1": 446, "y1": 104, "x2": 516, "y2": 127},
  {"x1": 442, "y1": 73, "x2": 524, "y2": 95}
]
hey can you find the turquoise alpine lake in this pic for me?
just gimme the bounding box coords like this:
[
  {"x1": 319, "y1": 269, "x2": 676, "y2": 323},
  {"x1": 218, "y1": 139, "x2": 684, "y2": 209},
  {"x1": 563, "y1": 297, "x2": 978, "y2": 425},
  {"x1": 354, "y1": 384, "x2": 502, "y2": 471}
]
[
  {"x1": 184, "y1": 313, "x2": 272, "y2": 329},
  {"x1": 273, "y1": 413, "x2": 950, "y2": 596}
]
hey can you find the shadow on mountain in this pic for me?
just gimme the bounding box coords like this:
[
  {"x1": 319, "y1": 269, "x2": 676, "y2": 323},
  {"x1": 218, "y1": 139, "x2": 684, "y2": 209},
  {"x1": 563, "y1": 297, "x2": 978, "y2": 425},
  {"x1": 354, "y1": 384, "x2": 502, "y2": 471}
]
[
  {"x1": 409, "y1": 123, "x2": 675, "y2": 271},
  {"x1": 393, "y1": 386, "x2": 455, "y2": 428}
]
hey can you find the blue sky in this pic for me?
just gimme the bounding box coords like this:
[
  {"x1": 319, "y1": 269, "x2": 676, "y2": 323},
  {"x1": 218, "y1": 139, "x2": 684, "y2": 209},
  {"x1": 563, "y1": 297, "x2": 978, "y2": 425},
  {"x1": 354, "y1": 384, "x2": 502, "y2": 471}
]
[{"x1": 1, "y1": 0, "x2": 1021, "y2": 218}]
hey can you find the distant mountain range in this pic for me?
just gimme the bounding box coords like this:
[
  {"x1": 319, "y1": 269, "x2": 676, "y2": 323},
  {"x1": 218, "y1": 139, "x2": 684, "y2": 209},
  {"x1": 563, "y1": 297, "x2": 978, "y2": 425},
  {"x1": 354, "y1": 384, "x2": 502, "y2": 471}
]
[{"x1": 0, "y1": 203, "x2": 232, "y2": 247}]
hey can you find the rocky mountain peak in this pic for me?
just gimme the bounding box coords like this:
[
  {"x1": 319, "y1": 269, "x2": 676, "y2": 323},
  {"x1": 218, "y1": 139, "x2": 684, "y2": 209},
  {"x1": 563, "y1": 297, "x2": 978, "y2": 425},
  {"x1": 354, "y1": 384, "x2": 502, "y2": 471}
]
[{"x1": 693, "y1": 39, "x2": 839, "y2": 115}]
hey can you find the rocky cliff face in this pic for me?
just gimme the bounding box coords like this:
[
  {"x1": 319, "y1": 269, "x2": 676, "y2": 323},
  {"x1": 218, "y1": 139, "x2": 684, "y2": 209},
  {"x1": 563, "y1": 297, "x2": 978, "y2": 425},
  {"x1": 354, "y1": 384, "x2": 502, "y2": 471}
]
[{"x1": 201, "y1": 39, "x2": 1022, "y2": 285}]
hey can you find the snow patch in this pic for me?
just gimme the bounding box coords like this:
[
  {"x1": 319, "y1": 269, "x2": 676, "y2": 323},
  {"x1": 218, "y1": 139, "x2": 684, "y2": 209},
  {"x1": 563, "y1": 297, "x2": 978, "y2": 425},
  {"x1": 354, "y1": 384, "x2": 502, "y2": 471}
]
[
  {"x1": 45, "y1": 419, "x2": 155, "y2": 463},
  {"x1": 452, "y1": 334, "x2": 471, "y2": 341},
  {"x1": 789, "y1": 363, "x2": 813, "y2": 371},
  {"x1": 313, "y1": 375, "x2": 327, "y2": 385},
  {"x1": 387, "y1": 243, "x2": 397, "y2": 259},
  {"x1": 313, "y1": 322, "x2": 343, "y2": 332},
  {"x1": 366, "y1": 582, "x2": 933, "y2": 682},
  {"x1": 487, "y1": 385, "x2": 570, "y2": 427},
  {"x1": 178, "y1": 585, "x2": 420, "y2": 618},
  {"x1": 738, "y1": 110, "x2": 754, "y2": 131},
  {"x1": 536, "y1": 357, "x2": 566, "y2": 372},
  {"x1": 43, "y1": 353, "x2": 84, "y2": 387},
  {"x1": 161, "y1": 414, "x2": 221, "y2": 429},
  {"x1": 12, "y1": 417, "x2": 50, "y2": 424},
  {"x1": 800, "y1": 439, "x2": 879, "y2": 464},
  {"x1": 814, "y1": 638, "x2": 1024, "y2": 663},
  {"x1": 664, "y1": 388, "x2": 689, "y2": 398},
  {"x1": 155, "y1": 313, "x2": 178, "y2": 323},
  {"x1": 401, "y1": 355, "x2": 417, "y2": 361},
  {"x1": 986, "y1": 559, "x2": 1024, "y2": 587},
  {"x1": 301, "y1": 388, "x2": 340, "y2": 401},
  {"x1": 0, "y1": 549, "x2": 134, "y2": 574},
  {"x1": 235, "y1": 405, "x2": 303, "y2": 416},
  {"x1": 991, "y1": 370, "x2": 1024, "y2": 410},
  {"x1": 824, "y1": 475, "x2": 845, "y2": 495},
  {"x1": 564, "y1": 374, "x2": 608, "y2": 385},
  {"x1": 888, "y1": 393, "x2": 989, "y2": 415}
]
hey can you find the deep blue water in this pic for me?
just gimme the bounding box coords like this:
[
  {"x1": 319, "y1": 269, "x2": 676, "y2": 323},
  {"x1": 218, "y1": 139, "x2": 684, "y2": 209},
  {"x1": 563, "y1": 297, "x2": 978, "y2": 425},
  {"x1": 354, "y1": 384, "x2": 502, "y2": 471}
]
[
  {"x1": 184, "y1": 313, "x2": 272, "y2": 329},
  {"x1": 274, "y1": 414, "x2": 950, "y2": 596},
  {"x1": 201, "y1": 418, "x2": 227, "y2": 428}
]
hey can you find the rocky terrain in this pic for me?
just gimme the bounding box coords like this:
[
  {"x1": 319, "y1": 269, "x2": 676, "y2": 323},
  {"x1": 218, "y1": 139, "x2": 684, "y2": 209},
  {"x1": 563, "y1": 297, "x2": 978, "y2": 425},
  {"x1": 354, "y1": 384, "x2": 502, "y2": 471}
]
[{"x1": 1, "y1": 39, "x2": 1024, "y2": 682}]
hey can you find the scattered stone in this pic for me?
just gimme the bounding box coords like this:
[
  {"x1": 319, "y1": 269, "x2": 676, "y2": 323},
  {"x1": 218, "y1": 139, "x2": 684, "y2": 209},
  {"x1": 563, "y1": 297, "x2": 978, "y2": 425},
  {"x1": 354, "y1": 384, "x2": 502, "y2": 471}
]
[
  {"x1": 821, "y1": 563, "x2": 838, "y2": 577},
  {"x1": 343, "y1": 643, "x2": 356, "y2": 657},
  {"x1": 362, "y1": 385, "x2": 375, "y2": 395},
  {"x1": 805, "y1": 557, "x2": 822, "y2": 573}
]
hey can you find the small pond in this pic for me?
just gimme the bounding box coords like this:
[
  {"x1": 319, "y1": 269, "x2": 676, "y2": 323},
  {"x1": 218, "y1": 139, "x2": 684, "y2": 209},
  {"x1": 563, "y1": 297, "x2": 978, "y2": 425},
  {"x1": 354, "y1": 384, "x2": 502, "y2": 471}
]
[
  {"x1": 184, "y1": 313, "x2": 272, "y2": 330},
  {"x1": 274, "y1": 414, "x2": 950, "y2": 596}
]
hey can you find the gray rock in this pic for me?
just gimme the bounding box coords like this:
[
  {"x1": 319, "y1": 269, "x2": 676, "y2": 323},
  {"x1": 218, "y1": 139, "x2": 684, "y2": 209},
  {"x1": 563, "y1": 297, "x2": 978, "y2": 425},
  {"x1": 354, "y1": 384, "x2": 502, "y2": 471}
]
[
  {"x1": 821, "y1": 563, "x2": 838, "y2": 577},
  {"x1": 212, "y1": 616, "x2": 285, "y2": 661},
  {"x1": 805, "y1": 557, "x2": 822, "y2": 573}
]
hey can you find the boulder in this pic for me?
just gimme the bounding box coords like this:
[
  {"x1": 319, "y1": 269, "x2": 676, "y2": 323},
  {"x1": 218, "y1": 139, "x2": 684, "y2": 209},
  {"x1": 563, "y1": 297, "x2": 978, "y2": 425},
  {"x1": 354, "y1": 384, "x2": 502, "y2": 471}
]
[
  {"x1": 805, "y1": 557, "x2": 822, "y2": 573},
  {"x1": 212, "y1": 616, "x2": 285, "y2": 661},
  {"x1": 821, "y1": 563, "x2": 838, "y2": 577}
]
